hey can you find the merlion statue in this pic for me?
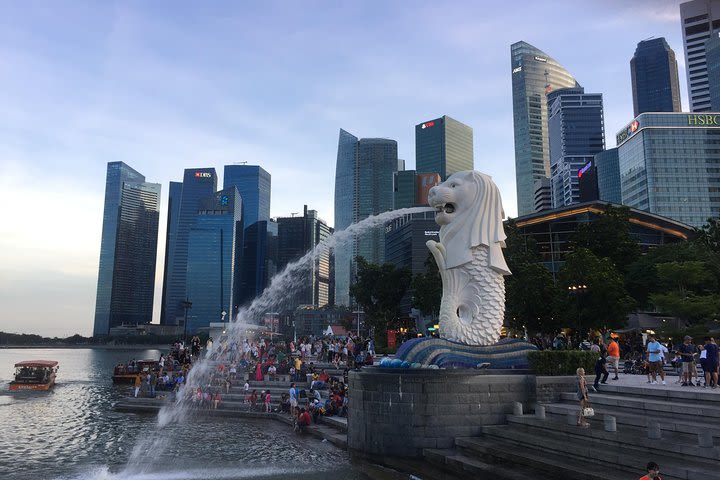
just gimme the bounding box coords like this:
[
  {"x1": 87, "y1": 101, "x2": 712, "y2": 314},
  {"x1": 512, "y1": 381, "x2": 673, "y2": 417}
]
[{"x1": 426, "y1": 170, "x2": 511, "y2": 346}]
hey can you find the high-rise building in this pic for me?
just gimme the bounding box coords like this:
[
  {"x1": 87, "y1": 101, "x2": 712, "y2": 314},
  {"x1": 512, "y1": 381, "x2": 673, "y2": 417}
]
[
  {"x1": 223, "y1": 165, "x2": 272, "y2": 306},
  {"x1": 160, "y1": 181, "x2": 182, "y2": 326},
  {"x1": 276, "y1": 205, "x2": 333, "y2": 309},
  {"x1": 415, "y1": 115, "x2": 473, "y2": 179},
  {"x1": 595, "y1": 148, "x2": 622, "y2": 205},
  {"x1": 707, "y1": 34, "x2": 720, "y2": 110},
  {"x1": 185, "y1": 187, "x2": 243, "y2": 333},
  {"x1": 333, "y1": 129, "x2": 399, "y2": 306},
  {"x1": 394, "y1": 171, "x2": 441, "y2": 209},
  {"x1": 161, "y1": 168, "x2": 218, "y2": 325},
  {"x1": 533, "y1": 177, "x2": 552, "y2": 212},
  {"x1": 578, "y1": 160, "x2": 600, "y2": 203},
  {"x1": 680, "y1": 0, "x2": 720, "y2": 112},
  {"x1": 94, "y1": 162, "x2": 160, "y2": 336},
  {"x1": 547, "y1": 87, "x2": 605, "y2": 208},
  {"x1": 616, "y1": 112, "x2": 720, "y2": 227},
  {"x1": 511, "y1": 41, "x2": 581, "y2": 216},
  {"x1": 630, "y1": 38, "x2": 682, "y2": 115}
]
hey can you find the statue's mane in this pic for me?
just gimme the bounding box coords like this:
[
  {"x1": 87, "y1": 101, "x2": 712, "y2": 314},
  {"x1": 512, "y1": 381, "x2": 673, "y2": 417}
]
[{"x1": 438, "y1": 171, "x2": 511, "y2": 275}]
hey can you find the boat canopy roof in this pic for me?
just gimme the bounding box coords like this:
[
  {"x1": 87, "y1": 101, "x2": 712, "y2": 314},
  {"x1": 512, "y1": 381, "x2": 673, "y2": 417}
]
[{"x1": 14, "y1": 360, "x2": 58, "y2": 368}]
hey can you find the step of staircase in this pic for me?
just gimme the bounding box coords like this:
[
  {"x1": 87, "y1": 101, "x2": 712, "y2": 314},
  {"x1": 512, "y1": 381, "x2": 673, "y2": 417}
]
[
  {"x1": 479, "y1": 423, "x2": 711, "y2": 479},
  {"x1": 452, "y1": 436, "x2": 630, "y2": 480},
  {"x1": 423, "y1": 448, "x2": 539, "y2": 480},
  {"x1": 505, "y1": 414, "x2": 720, "y2": 463}
]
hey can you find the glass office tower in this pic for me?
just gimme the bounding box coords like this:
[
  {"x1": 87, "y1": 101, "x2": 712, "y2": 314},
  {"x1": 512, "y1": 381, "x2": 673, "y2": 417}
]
[
  {"x1": 680, "y1": 0, "x2": 720, "y2": 112},
  {"x1": 616, "y1": 112, "x2": 720, "y2": 227},
  {"x1": 415, "y1": 115, "x2": 473, "y2": 179},
  {"x1": 631, "y1": 38, "x2": 682, "y2": 115},
  {"x1": 707, "y1": 34, "x2": 720, "y2": 110},
  {"x1": 333, "y1": 129, "x2": 398, "y2": 306},
  {"x1": 94, "y1": 162, "x2": 160, "y2": 336},
  {"x1": 161, "y1": 168, "x2": 217, "y2": 325},
  {"x1": 185, "y1": 187, "x2": 243, "y2": 333},
  {"x1": 547, "y1": 87, "x2": 605, "y2": 208},
  {"x1": 223, "y1": 165, "x2": 272, "y2": 307},
  {"x1": 595, "y1": 148, "x2": 622, "y2": 205},
  {"x1": 160, "y1": 181, "x2": 183, "y2": 326},
  {"x1": 511, "y1": 41, "x2": 580, "y2": 216}
]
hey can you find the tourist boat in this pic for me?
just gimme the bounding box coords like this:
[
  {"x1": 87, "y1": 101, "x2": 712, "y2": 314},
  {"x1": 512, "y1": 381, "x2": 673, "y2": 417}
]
[
  {"x1": 9, "y1": 360, "x2": 59, "y2": 391},
  {"x1": 112, "y1": 360, "x2": 159, "y2": 384}
]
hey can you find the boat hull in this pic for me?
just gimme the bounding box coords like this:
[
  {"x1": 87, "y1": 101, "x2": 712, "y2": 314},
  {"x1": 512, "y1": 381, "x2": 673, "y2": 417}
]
[{"x1": 9, "y1": 377, "x2": 55, "y2": 391}]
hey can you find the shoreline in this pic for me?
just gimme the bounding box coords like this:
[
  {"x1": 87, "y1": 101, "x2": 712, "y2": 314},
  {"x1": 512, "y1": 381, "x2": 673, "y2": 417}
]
[{"x1": 0, "y1": 344, "x2": 168, "y2": 350}]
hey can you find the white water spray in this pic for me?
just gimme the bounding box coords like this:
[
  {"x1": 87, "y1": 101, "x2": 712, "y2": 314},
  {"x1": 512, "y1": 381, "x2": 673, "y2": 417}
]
[{"x1": 122, "y1": 206, "x2": 433, "y2": 472}]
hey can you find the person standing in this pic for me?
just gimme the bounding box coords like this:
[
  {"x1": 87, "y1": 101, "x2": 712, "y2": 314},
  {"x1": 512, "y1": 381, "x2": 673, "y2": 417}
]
[
  {"x1": 289, "y1": 383, "x2": 298, "y2": 417},
  {"x1": 646, "y1": 335, "x2": 666, "y2": 385},
  {"x1": 704, "y1": 337, "x2": 719, "y2": 389},
  {"x1": 133, "y1": 373, "x2": 142, "y2": 398},
  {"x1": 606, "y1": 336, "x2": 620, "y2": 380},
  {"x1": 264, "y1": 390, "x2": 272, "y2": 412},
  {"x1": 678, "y1": 336, "x2": 697, "y2": 386},
  {"x1": 576, "y1": 368, "x2": 590, "y2": 428},
  {"x1": 593, "y1": 353, "x2": 609, "y2": 390}
]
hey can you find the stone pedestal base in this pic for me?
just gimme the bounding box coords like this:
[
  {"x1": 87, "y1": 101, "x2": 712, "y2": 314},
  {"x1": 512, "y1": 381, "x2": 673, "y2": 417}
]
[{"x1": 348, "y1": 368, "x2": 534, "y2": 457}]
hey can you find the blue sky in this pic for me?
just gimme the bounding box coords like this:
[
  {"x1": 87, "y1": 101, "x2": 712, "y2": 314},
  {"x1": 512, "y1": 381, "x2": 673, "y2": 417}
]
[{"x1": 0, "y1": 0, "x2": 686, "y2": 336}]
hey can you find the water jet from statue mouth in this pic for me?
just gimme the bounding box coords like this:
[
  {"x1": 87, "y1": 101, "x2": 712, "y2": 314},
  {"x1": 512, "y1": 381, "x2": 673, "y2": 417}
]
[{"x1": 435, "y1": 203, "x2": 455, "y2": 214}]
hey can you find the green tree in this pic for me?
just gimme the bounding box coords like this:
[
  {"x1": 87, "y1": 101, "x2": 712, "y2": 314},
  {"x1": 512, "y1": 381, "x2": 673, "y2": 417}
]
[
  {"x1": 503, "y1": 220, "x2": 561, "y2": 334},
  {"x1": 696, "y1": 217, "x2": 720, "y2": 254},
  {"x1": 411, "y1": 252, "x2": 441, "y2": 318},
  {"x1": 556, "y1": 248, "x2": 635, "y2": 333},
  {"x1": 349, "y1": 256, "x2": 412, "y2": 346},
  {"x1": 647, "y1": 260, "x2": 720, "y2": 324},
  {"x1": 571, "y1": 205, "x2": 640, "y2": 273}
]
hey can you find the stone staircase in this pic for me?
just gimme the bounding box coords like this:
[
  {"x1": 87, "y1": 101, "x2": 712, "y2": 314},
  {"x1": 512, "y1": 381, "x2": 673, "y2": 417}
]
[{"x1": 425, "y1": 383, "x2": 720, "y2": 480}]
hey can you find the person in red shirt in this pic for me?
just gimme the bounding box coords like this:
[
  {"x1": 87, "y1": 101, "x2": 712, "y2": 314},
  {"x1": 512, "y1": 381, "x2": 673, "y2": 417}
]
[{"x1": 639, "y1": 461, "x2": 661, "y2": 480}]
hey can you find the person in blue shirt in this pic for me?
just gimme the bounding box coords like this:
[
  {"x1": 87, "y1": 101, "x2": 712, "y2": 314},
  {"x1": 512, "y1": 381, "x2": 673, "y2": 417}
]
[
  {"x1": 646, "y1": 335, "x2": 666, "y2": 385},
  {"x1": 703, "y1": 337, "x2": 719, "y2": 389}
]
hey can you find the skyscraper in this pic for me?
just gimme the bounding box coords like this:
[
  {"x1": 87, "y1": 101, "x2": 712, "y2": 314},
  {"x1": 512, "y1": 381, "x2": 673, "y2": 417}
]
[
  {"x1": 547, "y1": 87, "x2": 605, "y2": 208},
  {"x1": 276, "y1": 205, "x2": 333, "y2": 309},
  {"x1": 333, "y1": 129, "x2": 399, "y2": 306},
  {"x1": 630, "y1": 38, "x2": 682, "y2": 115},
  {"x1": 223, "y1": 165, "x2": 272, "y2": 306},
  {"x1": 161, "y1": 168, "x2": 218, "y2": 325},
  {"x1": 185, "y1": 187, "x2": 243, "y2": 333},
  {"x1": 707, "y1": 33, "x2": 720, "y2": 110},
  {"x1": 94, "y1": 162, "x2": 160, "y2": 336},
  {"x1": 415, "y1": 115, "x2": 473, "y2": 179},
  {"x1": 595, "y1": 148, "x2": 622, "y2": 205},
  {"x1": 680, "y1": 0, "x2": 720, "y2": 112},
  {"x1": 511, "y1": 41, "x2": 581, "y2": 216},
  {"x1": 616, "y1": 112, "x2": 720, "y2": 227}
]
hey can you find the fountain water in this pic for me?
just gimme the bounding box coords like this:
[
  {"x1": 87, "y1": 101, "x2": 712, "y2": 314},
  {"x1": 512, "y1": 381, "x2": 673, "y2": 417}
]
[{"x1": 120, "y1": 205, "x2": 434, "y2": 474}]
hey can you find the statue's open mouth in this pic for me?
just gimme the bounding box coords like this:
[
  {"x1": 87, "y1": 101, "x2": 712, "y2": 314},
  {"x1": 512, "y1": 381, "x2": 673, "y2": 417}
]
[{"x1": 435, "y1": 203, "x2": 455, "y2": 214}]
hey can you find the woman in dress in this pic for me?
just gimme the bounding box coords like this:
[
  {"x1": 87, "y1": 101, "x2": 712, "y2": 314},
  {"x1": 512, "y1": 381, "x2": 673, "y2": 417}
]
[{"x1": 576, "y1": 367, "x2": 590, "y2": 428}]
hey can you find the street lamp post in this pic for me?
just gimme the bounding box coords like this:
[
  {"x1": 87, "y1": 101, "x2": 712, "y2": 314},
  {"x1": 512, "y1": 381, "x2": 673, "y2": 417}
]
[
  {"x1": 568, "y1": 284, "x2": 588, "y2": 341},
  {"x1": 181, "y1": 298, "x2": 193, "y2": 343},
  {"x1": 221, "y1": 311, "x2": 227, "y2": 334},
  {"x1": 352, "y1": 309, "x2": 364, "y2": 338}
]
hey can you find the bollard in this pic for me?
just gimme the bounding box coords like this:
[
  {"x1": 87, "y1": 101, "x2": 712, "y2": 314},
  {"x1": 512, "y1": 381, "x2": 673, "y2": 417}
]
[
  {"x1": 513, "y1": 402, "x2": 523, "y2": 416},
  {"x1": 647, "y1": 421, "x2": 661, "y2": 439},
  {"x1": 698, "y1": 429, "x2": 714, "y2": 448},
  {"x1": 535, "y1": 405, "x2": 546, "y2": 420},
  {"x1": 604, "y1": 415, "x2": 617, "y2": 432},
  {"x1": 567, "y1": 412, "x2": 577, "y2": 426}
]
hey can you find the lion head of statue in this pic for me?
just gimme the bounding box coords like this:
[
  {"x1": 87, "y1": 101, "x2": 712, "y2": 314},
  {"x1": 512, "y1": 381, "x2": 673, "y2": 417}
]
[{"x1": 427, "y1": 170, "x2": 511, "y2": 275}]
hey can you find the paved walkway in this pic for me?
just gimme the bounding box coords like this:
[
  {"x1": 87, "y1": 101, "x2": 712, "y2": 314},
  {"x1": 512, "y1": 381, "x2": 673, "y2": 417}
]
[{"x1": 592, "y1": 371, "x2": 719, "y2": 393}]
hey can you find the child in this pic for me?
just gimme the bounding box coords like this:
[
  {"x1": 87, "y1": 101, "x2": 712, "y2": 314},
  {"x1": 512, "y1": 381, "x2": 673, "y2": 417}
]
[{"x1": 264, "y1": 390, "x2": 272, "y2": 412}]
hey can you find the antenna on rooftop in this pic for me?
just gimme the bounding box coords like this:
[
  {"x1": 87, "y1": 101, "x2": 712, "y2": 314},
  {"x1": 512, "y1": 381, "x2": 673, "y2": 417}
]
[
  {"x1": 233, "y1": 161, "x2": 248, "y2": 165},
  {"x1": 290, "y1": 212, "x2": 300, "y2": 217}
]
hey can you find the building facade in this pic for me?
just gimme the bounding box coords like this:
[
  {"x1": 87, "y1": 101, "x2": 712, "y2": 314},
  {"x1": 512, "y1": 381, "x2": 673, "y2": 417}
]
[
  {"x1": 223, "y1": 165, "x2": 272, "y2": 307},
  {"x1": 384, "y1": 211, "x2": 439, "y2": 317},
  {"x1": 185, "y1": 187, "x2": 243, "y2": 333},
  {"x1": 533, "y1": 177, "x2": 552, "y2": 212},
  {"x1": 578, "y1": 161, "x2": 599, "y2": 203},
  {"x1": 707, "y1": 34, "x2": 720, "y2": 110},
  {"x1": 333, "y1": 129, "x2": 399, "y2": 306},
  {"x1": 547, "y1": 87, "x2": 605, "y2": 209},
  {"x1": 276, "y1": 206, "x2": 334, "y2": 309},
  {"x1": 511, "y1": 41, "x2": 581, "y2": 215},
  {"x1": 680, "y1": 0, "x2": 720, "y2": 112},
  {"x1": 394, "y1": 170, "x2": 441, "y2": 209},
  {"x1": 161, "y1": 168, "x2": 218, "y2": 325},
  {"x1": 94, "y1": 162, "x2": 160, "y2": 336},
  {"x1": 616, "y1": 112, "x2": 720, "y2": 227},
  {"x1": 595, "y1": 148, "x2": 622, "y2": 205},
  {"x1": 512, "y1": 201, "x2": 693, "y2": 275},
  {"x1": 631, "y1": 37, "x2": 682, "y2": 116},
  {"x1": 415, "y1": 115, "x2": 473, "y2": 179}
]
